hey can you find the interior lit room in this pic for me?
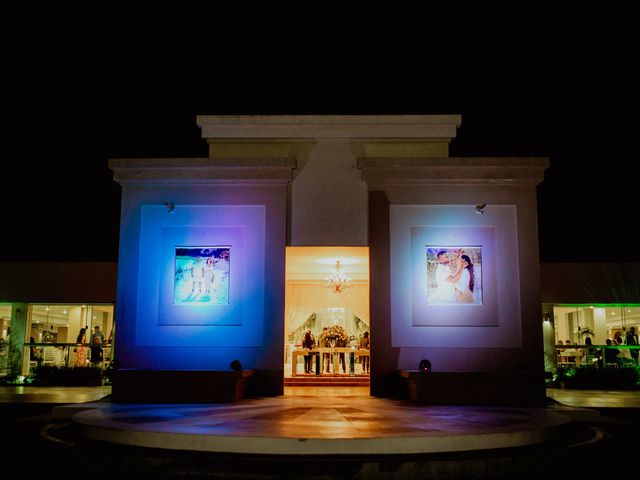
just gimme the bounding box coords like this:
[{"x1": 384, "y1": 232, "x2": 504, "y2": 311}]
[
  {"x1": 27, "y1": 304, "x2": 114, "y2": 371},
  {"x1": 284, "y1": 247, "x2": 370, "y2": 393},
  {"x1": 552, "y1": 305, "x2": 640, "y2": 345}
]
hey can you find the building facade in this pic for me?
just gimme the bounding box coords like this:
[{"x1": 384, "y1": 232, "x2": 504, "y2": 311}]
[
  {"x1": 107, "y1": 115, "x2": 549, "y2": 404},
  {"x1": 6, "y1": 117, "x2": 635, "y2": 402}
]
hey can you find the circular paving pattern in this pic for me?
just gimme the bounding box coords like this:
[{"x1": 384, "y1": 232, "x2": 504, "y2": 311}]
[{"x1": 71, "y1": 395, "x2": 570, "y2": 455}]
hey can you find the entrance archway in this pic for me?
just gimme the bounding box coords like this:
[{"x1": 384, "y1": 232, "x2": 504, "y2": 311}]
[{"x1": 283, "y1": 247, "x2": 370, "y2": 396}]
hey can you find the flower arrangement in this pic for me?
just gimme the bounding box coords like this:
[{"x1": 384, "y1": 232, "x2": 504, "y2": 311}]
[
  {"x1": 320, "y1": 324, "x2": 349, "y2": 346},
  {"x1": 579, "y1": 327, "x2": 595, "y2": 338}
]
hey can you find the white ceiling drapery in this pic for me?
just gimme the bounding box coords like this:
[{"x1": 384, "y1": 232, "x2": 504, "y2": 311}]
[{"x1": 284, "y1": 283, "x2": 369, "y2": 336}]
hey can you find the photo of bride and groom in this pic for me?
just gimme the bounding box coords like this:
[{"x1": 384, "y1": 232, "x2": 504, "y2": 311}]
[{"x1": 426, "y1": 247, "x2": 482, "y2": 305}]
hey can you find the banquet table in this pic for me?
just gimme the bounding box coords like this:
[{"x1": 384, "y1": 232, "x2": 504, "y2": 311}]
[{"x1": 291, "y1": 347, "x2": 370, "y2": 376}]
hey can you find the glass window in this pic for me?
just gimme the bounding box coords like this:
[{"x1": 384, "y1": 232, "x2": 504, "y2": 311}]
[
  {"x1": 552, "y1": 304, "x2": 640, "y2": 346},
  {"x1": 605, "y1": 306, "x2": 640, "y2": 345},
  {"x1": 27, "y1": 304, "x2": 114, "y2": 369},
  {"x1": 0, "y1": 303, "x2": 11, "y2": 343},
  {"x1": 0, "y1": 304, "x2": 11, "y2": 377}
]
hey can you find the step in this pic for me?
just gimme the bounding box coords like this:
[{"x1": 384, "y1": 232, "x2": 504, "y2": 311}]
[
  {"x1": 284, "y1": 376, "x2": 370, "y2": 387},
  {"x1": 285, "y1": 382, "x2": 369, "y2": 388},
  {"x1": 285, "y1": 376, "x2": 369, "y2": 382}
]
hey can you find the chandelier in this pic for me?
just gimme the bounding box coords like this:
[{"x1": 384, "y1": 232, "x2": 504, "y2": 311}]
[{"x1": 324, "y1": 260, "x2": 352, "y2": 293}]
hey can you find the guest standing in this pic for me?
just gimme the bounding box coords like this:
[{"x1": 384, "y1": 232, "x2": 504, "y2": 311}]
[
  {"x1": 74, "y1": 328, "x2": 87, "y2": 367},
  {"x1": 302, "y1": 330, "x2": 315, "y2": 374},
  {"x1": 359, "y1": 331, "x2": 370, "y2": 374},
  {"x1": 90, "y1": 325, "x2": 104, "y2": 367},
  {"x1": 626, "y1": 326, "x2": 638, "y2": 363}
]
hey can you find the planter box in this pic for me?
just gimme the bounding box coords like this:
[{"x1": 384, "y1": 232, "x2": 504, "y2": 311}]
[
  {"x1": 111, "y1": 369, "x2": 255, "y2": 403},
  {"x1": 558, "y1": 367, "x2": 639, "y2": 390},
  {"x1": 34, "y1": 366, "x2": 103, "y2": 386},
  {"x1": 399, "y1": 370, "x2": 546, "y2": 407}
]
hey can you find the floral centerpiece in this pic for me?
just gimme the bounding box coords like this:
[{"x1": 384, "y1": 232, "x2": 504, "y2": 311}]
[{"x1": 320, "y1": 325, "x2": 349, "y2": 347}]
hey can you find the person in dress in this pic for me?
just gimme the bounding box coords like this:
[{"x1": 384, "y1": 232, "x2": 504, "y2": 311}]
[
  {"x1": 454, "y1": 254, "x2": 475, "y2": 303},
  {"x1": 204, "y1": 257, "x2": 216, "y2": 297},
  {"x1": 74, "y1": 327, "x2": 87, "y2": 367}
]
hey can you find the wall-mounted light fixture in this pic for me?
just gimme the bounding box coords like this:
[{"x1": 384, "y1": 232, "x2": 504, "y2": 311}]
[
  {"x1": 475, "y1": 203, "x2": 486, "y2": 215},
  {"x1": 163, "y1": 201, "x2": 175, "y2": 214}
]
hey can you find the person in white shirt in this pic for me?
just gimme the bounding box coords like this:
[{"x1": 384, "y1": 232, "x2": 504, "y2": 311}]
[
  {"x1": 434, "y1": 251, "x2": 457, "y2": 303},
  {"x1": 190, "y1": 257, "x2": 205, "y2": 295},
  {"x1": 616, "y1": 337, "x2": 633, "y2": 362}
]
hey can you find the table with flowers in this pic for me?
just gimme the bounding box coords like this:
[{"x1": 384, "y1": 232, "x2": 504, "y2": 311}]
[
  {"x1": 291, "y1": 324, "x2": 369, "y2": 376},
  {"x1": 291, "y1": 347, "x2": 370, "y2": 376}
]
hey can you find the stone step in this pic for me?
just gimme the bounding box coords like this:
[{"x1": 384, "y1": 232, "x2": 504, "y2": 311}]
[
  {"x1": 285, "y1": 373, "x2": 369, "y2": 380},
  {"x1": 285, "y1": 382, "x2": 369, "y2": 387},
  {"x1": 284, "y1": 375, "x2": 370, "y2": 387}
]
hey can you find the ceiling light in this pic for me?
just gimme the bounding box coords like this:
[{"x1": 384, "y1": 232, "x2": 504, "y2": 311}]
[{"x1": 324, "y1": 260, "x2": 352, "y2": 293}]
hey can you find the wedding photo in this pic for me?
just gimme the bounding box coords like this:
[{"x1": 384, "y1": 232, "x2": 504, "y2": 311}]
[
  {"x1": 174, "y1": 247, "x2": 230, "y2": 304},
  {"x1": 426, "y1": 246, "x2": 482, "y2": 305}
]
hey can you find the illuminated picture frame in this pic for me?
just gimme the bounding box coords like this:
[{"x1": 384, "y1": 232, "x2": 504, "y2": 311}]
[
  {"x1": 426, "y1": 246, "x2": 483, "y2": 305},
  {"x1": 174, "y1": 247, "x2": 230, "y2": 304}
]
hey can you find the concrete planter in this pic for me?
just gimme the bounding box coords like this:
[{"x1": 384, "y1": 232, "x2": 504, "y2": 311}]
[
  {"x1": 111, "y1": 369, "x2": 255, "y2": 403},
  {"x1": 557, "y1": 367, "x2": 639, "y2": 390},
  {"x1": 34, "y1": 366, "x2": 103, "y2": 386},
  {"x1": 400, "y1": 370, "x2": 546, "y2": 407}
]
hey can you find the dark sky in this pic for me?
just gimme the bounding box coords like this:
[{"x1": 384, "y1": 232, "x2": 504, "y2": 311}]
[{"x1": 3, "y1": 27, "x2": 636, "y2": 263}]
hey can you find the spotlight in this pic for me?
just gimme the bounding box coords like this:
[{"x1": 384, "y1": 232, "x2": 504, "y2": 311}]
[
  {"x1": 475, "y1": 203, "x2": 486, "y2": 215},
  {"x1": 419, "y1": 359, "x2": 432, "y2": 373},
  {"x1": 163, "y1": 201, "x2": 175, "y2": 214}
]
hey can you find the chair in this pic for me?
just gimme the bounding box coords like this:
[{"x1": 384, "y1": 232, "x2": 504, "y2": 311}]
[{"x1": 42, "y1": 346, "x2": 59, "y2": 366}]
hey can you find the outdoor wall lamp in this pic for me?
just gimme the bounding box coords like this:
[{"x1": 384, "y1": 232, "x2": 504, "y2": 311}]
[{"x1": 163, "y1": 201, "x2": 175, "y2": 214}]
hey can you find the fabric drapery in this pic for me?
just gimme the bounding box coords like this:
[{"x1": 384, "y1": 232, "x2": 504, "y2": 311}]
[
  {"x1": 284, "y1": 284, "x2": 317, "y2": 336},
  {"x1": 338, "y1": 284, "x2": 369, "y2": 326},
  {"x1": 285, "y1": 283, "x2": 370, "y2": 336}
]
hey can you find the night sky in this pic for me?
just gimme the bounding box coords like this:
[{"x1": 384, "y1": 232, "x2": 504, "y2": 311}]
[{"x1": 3, "y1": 31, "x2": 635, "y2": 263}]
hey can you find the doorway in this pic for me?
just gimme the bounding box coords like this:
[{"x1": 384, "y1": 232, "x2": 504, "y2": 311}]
[{"x1": 283, "y1": 247, "x2": 370, "y2": 396}]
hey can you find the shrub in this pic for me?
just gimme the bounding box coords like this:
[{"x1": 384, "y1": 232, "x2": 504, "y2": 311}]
[
  {"x1": 34, "y1": 366, "x2": 103, "y2": 386},
  {"x1": 558, "y1": 366, "x2": 638, "y2": 389}
]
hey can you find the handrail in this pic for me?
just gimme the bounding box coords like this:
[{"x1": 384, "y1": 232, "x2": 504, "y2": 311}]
[
  {"x1": 553, "y1": 344, "x2": 638, "y2": 369},
  {"x1": 555, "y1": 344, "x2": 639, "y2": 349},
  {"x1": 24, "y1": 342, "x2": 113, "y2": 370},
  {"x1": 24, "y1": 342, "x2": 112, "y2": 347}
]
